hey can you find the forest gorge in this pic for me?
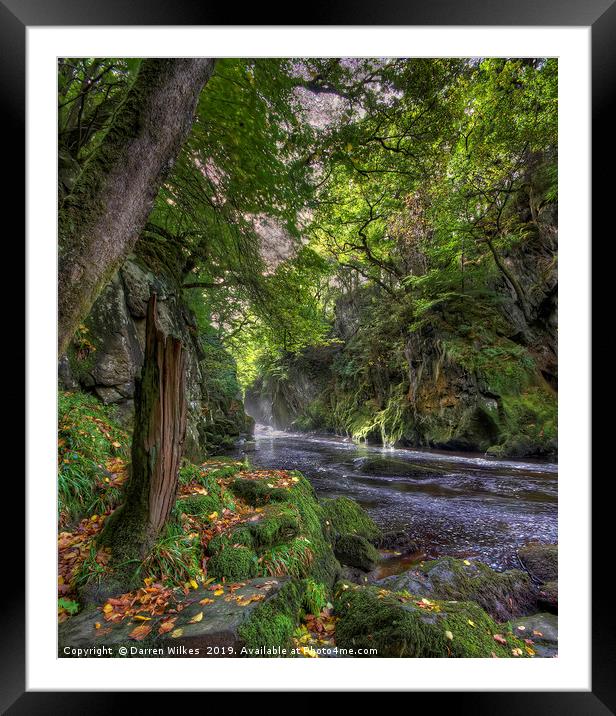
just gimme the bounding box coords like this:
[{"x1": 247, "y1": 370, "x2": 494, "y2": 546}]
[{"x1": 58, "y1": 58, "x2": 558, "y2": 658}]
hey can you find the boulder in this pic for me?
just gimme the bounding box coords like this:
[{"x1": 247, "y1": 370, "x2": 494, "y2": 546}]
[
  {"x1": 510, "y1": 612, "x2": 558, "y2": 658},
  {"x1": 333, "y1": 582, "x2": 532, "y2": 658},
  {"x1": 379, "y1": 557, "x2": 538, "y2": 622},
  {"x1": 321, "y1": 496, "x2": 381, "y2": 543},
  {"x1": 374, "y1": 528, "x2": 419, "y2": 553},
  {"x1": 334, "y1": 534, "x2": 379, "y2": 572},
  {"x1": 518, "y1": 542, "x2": 558, "y2": 583}
]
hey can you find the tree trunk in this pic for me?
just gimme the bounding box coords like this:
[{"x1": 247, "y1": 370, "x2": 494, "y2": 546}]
[
  {"x1": 101, "y1": 294, "x2": 187, "y2": 581},
  {"x1": 58, "y1": 58, "x2": 216, "y2": 356}
]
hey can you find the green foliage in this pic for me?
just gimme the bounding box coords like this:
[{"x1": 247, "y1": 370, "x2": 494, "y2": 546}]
[
  {"x1": 138, "y1": 520, "x2": 202, "y2": 585},
  {"x1": 304, "y1": 579, "x2": 327, "y2": 616},
  {"x1": 58, "y1": 597, "x2": 80, "y2": 615},
  {"x1": 58, "y1": 391, "x2": 128, "y2": 524}
]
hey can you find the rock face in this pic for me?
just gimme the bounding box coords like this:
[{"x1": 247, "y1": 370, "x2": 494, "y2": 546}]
[
  {"x1": 60, "y1": 242, "x2": 253, "y2": 460},
  {"x1": 379, "y1": 557, "x2": 538, "y2": 622},
  {"x1": 59, "y1": 577, "x2": 298, "y2": 658},
  {"x1": 245, "y1": 165, "x2": 557, "y2": 458}
]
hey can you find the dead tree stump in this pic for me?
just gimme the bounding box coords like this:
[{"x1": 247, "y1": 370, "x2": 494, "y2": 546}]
[{"x1": 97, "y1": 293, "x2": 187, "y2": 592}]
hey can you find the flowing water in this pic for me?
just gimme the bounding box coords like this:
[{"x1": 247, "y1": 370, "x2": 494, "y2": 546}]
[{"x1": 235, "y1": 425, "x2": 557, "y2": 572}]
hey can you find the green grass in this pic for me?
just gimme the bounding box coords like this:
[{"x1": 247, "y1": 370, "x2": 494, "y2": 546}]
[{"x1": 58, "y1": 391, "x2": 129, "y2": 525}]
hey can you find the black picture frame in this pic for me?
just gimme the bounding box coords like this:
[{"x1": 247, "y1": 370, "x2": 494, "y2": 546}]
[{"x1": 5, "y1": 0, "x2": 609, "y2": 709}]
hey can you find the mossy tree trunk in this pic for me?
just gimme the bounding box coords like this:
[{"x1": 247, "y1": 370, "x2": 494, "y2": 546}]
[
  {"x1": 58, "y1": 58, "x2": 216, "y2": 356},
  {"x1": 101, "y1": 294, "x2": 187, "y2": 582}
]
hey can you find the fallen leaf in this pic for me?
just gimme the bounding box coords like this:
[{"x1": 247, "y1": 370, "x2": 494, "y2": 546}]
[
  {"x1": 444, "y1": 630, "x2": 453, "y2": 641},
  {"x1": 171, "y1": 628, "x2": 184, "y2": 638},
  {"x1": 199, "y1": 598, "x2": 215, "y2": 606},
  {"x1": 493, "y1": 634, "x2": 507, "y2": 645},
  {"x1": 129, "y1": 624, "x2": 152, "y2": 641},
  {"x1": 189, "y1": 612, "x2": 203, "y2": 623},
  {"x1": 158, "y1": 618, "x2": 177, "y2": 635},
  {"x1": 214, "y1": 589, "x2": 224, "y2": 596}
]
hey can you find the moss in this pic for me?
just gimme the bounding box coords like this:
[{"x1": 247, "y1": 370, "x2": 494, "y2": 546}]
[
  {"x1": 229, "y1": 478, "x2": 289, "y2": 507},
  {"x1": 334, "y1": 533, "x2": 380, "y2": 571},
  {"x1": 334, "y1": 583, "x2": 530, "y2": 658},
  {"x1": 248, "y1": 507, "x2": 301, "y2": 548},
  {"x1": 415, "y1": 557, "x2": 537, "y2": 622},
  {"x1": 175, "y1": 494, "x2": 222, "y2": 519},
  {"x1": 321, "y1": 496, "x2": 381, "y2": 542},
  {"x1": 238, "y1": 578, "x2": 306, "y2": 656},
  {"x1": 207, "y1": 545, "x2": 258, "y2": 581}
]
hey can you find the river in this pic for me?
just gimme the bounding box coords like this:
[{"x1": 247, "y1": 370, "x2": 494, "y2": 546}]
[{"x1": 235, "y1": 425, "x2": 557, "y2": 572}]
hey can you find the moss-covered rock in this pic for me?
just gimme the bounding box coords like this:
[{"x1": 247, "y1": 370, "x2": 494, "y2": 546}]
[
  {"x1": 334, "y1": 534, "x2": 380, "y2": 572},
  {"x1": 380, "y1": 557, "x2": 537, "y2": 622},
  {"x1": 518, "y1": 542, "x2": 558, "y2": 583},
  {"x1": 207, "y1": 545, "x2": 258, "y2": 581},
  {"x1": 237, "y1": 578, "x2": 306, "y2": 656},
  {"x1": 321, "y1": 496, "x2": 381, "y2": 543},
  {"x1": 538, "y1": 580, "x2": 558, "y2": 613},
  {"x1": 226, "y1": 472, "x2": 342, "y2": 588},
  {"x1": 229, "y1": 478, "x2": 289, "y2": 507},
  {"x1": 334, "y1": 583, "x2": 531, "y2": 658}
]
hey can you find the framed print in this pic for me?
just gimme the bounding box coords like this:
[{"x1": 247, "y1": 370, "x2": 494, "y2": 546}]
[{"x1": 4, "y1": 0, "x2": 610, "y2": 708}]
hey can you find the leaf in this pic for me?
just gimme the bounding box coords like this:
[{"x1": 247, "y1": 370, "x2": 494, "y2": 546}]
[
  {"x1": 189, "y1": 611, "x2": 203, "y2": 623},
  {"x1": 467, "y1": 619, "x2": 475, "y2": 627},
  {"x1": 102, "y1": 603, "x2": 113, "y2": 614},
  {"x1": 133, "y1": 615, "x2": 151, "y2": 621},
  {"x1": 214, "y1": 589, "x2": 224, "y2": 596},
  {"x1": 112, "y1": 441, "x2": 121, "y2": 448},
  {"x1": 189, "y1": 579, "x2": 199, "y2": 590},
  {"x1": 511, "y1": 647, "x2": 523, "y2": 657},
  {"x1": 208, "y1": 511, "x2": 219, "y2": 520},
  {"x1": 444, "y1": 630, "x2": 453, "y2": 641},
  {"x1": 463, "y1": 560, "x2": 471, "y2": 566},
  {"x1": 199, "y1": 597, "x2": 215, "y2": 605},
  {"x1": 493, "y1": 634, "x2": 507, "y2": 645},
  {"x1": 129, "y1": 624, "x2": 152, "y2": 641},
  {"x1": 171, "y1": 628, "x2": 184, "y2": 638},
  {"x1": 158, "y1": 618, "x2": 177, "y2": 635}
]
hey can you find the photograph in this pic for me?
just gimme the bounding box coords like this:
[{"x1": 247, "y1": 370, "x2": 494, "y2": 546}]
[{"x1": 56, "y1": 56, "x2": 559, "y2": 660}]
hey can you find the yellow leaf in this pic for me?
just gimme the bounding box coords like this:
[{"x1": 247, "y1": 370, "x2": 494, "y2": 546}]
[
  {"x1": 95, "y1": 622, "x2": 101, "y2": 629},
  {"x1": 189, "y1": 612, "x2": 203, "y2": 623},
  {"x1": 199, "y1": 597, "x2": 215, "y2": 605},
  {"x1": 189, "y1": 579, "x2": 199, "y2": 590},
  {"x1": 467, "y1": 620, "x2": 475, "y2": 627},
  {"x1": 102, "y1": 603, "x2": 113, "y2": 614},
  {"x1": 143, "y1": 577, "x2": 154, "y2": 587},
  {"x1": 171, "y1": 628, "x2": 184, "y2": 638},
  {"x1": 133, "y1": 615, "x2": 151, "y2": 621},
  {"x1": 444, "y1": 630, "x2": 453, "y2": 641},
  {"x1": 463, "y1": 560, "x2": 471, "y2": 566},
  {"x1": 525, "y1": 646, "x2": 536, "y2": 656},
  {"x1": 214, "y1": 589, "x2": 224, "y2": 596},
  {"x1": 208, "y1": 511, "x2": 218, "y2": 520}
]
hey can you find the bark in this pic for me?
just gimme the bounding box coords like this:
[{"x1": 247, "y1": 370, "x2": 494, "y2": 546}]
[
  {"x1": 101, "y1": 294, "x2": 187, "y2": 576},
  {"x1": 58, "y1": 58, "x2": 216, "y2": 356}
]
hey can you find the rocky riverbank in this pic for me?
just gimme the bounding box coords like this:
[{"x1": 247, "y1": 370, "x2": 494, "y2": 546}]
[{"x1": 59, "y1": 452, "x2": 557, "y2": 659}]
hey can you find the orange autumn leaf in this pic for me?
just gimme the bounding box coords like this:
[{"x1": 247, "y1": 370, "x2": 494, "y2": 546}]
[{"x1": 129, "y1": 623, "x2": 152, "y2": 641}]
